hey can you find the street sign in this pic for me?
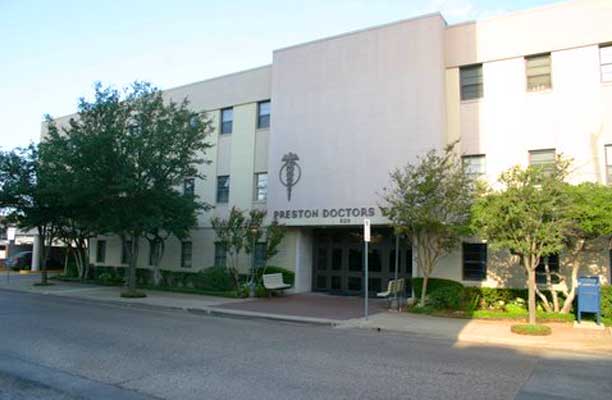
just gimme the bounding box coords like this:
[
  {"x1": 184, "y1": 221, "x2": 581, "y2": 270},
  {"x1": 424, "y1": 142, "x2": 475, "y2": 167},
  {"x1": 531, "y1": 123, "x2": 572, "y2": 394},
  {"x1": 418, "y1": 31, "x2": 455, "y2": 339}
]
[
  {"x1": 363, "y1": 219, "x2": 371, "y2": 242},
  {"x1": 7, "y1": 227, "x2": 16, "y2": 241}
]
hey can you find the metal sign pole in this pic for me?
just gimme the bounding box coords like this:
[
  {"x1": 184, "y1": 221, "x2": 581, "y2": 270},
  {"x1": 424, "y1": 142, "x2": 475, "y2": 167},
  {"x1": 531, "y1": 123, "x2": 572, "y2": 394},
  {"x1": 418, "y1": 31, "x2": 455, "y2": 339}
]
[
  {"x1": 363, "y1": 219, "x2": 371, "y2": 321},
  {"x1": 6, "y1": 227, "x2": 16, "y2": 285},
  {"x1": 394, "y1": 233, "x2": 400, "y2": 311}
]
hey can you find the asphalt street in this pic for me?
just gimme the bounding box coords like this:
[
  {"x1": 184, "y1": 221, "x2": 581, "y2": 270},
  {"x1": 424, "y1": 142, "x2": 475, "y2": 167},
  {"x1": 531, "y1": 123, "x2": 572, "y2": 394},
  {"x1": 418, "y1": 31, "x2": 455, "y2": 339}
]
[{"x1": 0, "y1": 289, "x2": 610, "y2": 400}]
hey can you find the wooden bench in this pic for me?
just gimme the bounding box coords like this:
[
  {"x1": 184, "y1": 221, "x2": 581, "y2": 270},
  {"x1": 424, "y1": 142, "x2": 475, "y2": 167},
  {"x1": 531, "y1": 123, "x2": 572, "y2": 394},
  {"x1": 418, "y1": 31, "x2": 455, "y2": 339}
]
[{"x1": 262, "y1": 273, "x2": 291, "y2": 296}]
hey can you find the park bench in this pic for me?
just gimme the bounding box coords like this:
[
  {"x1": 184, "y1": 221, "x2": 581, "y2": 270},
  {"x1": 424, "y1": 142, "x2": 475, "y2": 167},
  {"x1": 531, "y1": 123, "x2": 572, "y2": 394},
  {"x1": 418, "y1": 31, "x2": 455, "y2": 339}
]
[
  {"x1": 262, "y1": 273, "x2": 291, "y2": 297},
  {"x1": 377, "y1": 278, "x2": 405, "y2": 309}
]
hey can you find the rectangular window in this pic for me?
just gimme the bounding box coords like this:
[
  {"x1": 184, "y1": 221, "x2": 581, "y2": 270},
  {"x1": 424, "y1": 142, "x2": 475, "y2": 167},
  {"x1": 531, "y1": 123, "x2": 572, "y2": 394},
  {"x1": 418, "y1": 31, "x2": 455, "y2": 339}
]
[
  {"x1": 220, "y1": 107, "x2": 233, "y2": 134},
  {"x1": 183, "y1": 177, "x2": 195, "y2": 196},
  {"x1": 254, "y1": 242, "x2": 266, "y2": 269},
  {"x1": 600, "y1": 44, "x2": 612, "y2": 82},
  {"x1": 526, "y1": 53, "x2": 552, "y2": 91},
  {"x1": 536, "y1": 254, "x2": 559, "y2": 284},
  {"x1": 606, "y1": 145, "x2": 612, "y2": 185},
  {"x1": 216, "y1": 175, "x2": 230, "y2": 203},
  {"x1": 460, "y1": 64, "x2": 483, "y2": 100},
  {"x1": 462, "y1": 155, "x2": 486, "y2": 177},
  {"x1": 96, "y1": 240, "x2": 106, "y2": 263},
  {"x1": 529, "y1": 149, "x2": 555, "y2": 173},
  {"x1": 181, "y1": 241, "x2": 192, "y2": 268},
  {"x1": 254, "y1": 172, "x2": 268, "y2": 201},
  {"x1": 463, "y1": 243, "x2": 487, "y2": 281},
  {"x1": 257, "y1": 100, "x2": 270, "y2": 129},
  {"x1": 214, "y1": 243, "x2": 227, "y2": 268},
  {"x1": 121, "y1": 240, "x2": 132, "y2": 265}
]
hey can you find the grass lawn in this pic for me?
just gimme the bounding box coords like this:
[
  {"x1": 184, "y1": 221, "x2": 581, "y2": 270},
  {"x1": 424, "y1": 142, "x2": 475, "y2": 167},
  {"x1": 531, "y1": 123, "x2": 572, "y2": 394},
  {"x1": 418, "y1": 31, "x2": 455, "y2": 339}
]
[{"x1": 409, "y1": 305, "x2": 575, "y2": 323}]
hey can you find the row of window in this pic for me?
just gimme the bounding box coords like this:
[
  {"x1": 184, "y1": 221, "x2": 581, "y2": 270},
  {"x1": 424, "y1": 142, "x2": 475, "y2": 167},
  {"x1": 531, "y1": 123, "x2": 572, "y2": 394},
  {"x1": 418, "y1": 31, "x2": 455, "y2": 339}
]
[
  {"x1": 460, "y1": 44, "x2": 612, "y2": 101},
  {"x1": 95, "y1": 239, "x2": 267, "y2": 269},
  {"x1": 183, "y1": 173, "x2": 268, "y2": 203},
  {"x1": 220, "y1": 100, "x2": 270, "y2": 134}
]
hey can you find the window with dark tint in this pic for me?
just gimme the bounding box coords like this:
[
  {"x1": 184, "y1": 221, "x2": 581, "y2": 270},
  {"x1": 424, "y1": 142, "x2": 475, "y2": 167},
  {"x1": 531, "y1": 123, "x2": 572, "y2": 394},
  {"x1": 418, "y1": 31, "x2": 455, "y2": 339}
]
[
  {"x1": 254, "y1": 173, "x2": 268, "y2": 201},
  {"x1": 221, "y1": 107, "x2": 233, "y2": 134},
  {"x1": 368, "y1": 248, "x2": 382, "y2": 272},
  {"x1": 121, "y1": 240, "x2": 132, "y2": 264},
  {"x1": 463, "y1": 243, "x2": 487, "y2": 281},
  {"x1": 536, "y1": 254, "x2": 559, "y2": 284},
  {"x1": 348, "y1": 277, "x2": 361, "y2": 292},
  {"x1": 317, "y1": 248, "x2": 327, "y2": 271},
  {"x1": 254, "y1": 242, "x2": 266, "y2": 269},
  {"x1": 526, "y1": 53, "x2": 551, "y2": 91},
  {"x1": 332, "y1": 248, "x2": 342, "y2": 271},
  {"x1": 462, "y1": 155, "x2": 486, "y2": 177},
  {"x1": 183, "y1": 177, "x2": 195, "y2": 196},
  {"x1": 214, "y1": 243, "x2": 226, "y2": 267},
  {"x1": 257, "y1": 100, "x2": 270, "y2": 129},
  {"x1": 216, "y1": 175, "x2": 230, "y2": 203},
  {"x1": 460, "y1": 64, "x2": 483, "y2": 100},
  {"x1": 349, "y1": 248, "x2": 362, "y2": 271},
  {"x1": 181, "y1": 241, "x2": 192, "y2": 268},
  {"x1": 96, "y1": 240, "x2": 106, "y2": 263}
]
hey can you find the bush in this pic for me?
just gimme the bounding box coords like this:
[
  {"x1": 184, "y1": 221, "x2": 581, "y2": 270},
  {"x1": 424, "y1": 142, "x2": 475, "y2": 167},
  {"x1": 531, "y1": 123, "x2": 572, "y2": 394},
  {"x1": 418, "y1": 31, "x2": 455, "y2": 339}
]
[
  {"x1": 428, "y1": 285, "x2": 465, "y2": 310},
  {"x1": 511, "y1": 324, "x2": 551, "y2": 336},
  {"x1": 120, "y1": 289, "x2": 147, "y2": 298},
  {"x1": 505, "y1": 303, "x2": 526, "y2": 314},
  {"x1": 601, "y1": 285, "x2": 612, "y2": 321},
  {"x1": 412, "y1": 278, "x2": 463, "y2": 301},
  {"x1": 193, "y1": 266, "x2": 234, "y2": 292}
]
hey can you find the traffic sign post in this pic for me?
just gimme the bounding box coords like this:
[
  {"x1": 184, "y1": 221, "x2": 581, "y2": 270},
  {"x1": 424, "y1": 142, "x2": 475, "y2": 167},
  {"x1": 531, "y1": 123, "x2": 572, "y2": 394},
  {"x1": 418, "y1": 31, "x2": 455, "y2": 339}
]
[
  {"x1": 363, "y1": 219, "x2": 371, "y2": 320},
  {"x1": 6, "y1": 227, "x2": 16, "y2": 284}
]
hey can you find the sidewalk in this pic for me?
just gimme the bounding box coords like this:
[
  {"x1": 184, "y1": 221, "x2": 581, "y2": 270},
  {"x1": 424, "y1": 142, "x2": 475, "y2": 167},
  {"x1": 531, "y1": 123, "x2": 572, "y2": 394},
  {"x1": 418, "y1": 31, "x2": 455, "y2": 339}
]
[{"x1": 337, "y1": 311, "x2": 612, "y2": 355}]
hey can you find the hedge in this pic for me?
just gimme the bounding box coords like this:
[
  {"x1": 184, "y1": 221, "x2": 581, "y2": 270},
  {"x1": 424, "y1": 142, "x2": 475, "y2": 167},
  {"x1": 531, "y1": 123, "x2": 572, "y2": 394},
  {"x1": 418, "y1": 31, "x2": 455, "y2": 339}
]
[
  {"x1": 412, "y1": 277, "x2": 463, "y2": 300},
  {"x1": 602, "y1": 285, "x2": 612, "y2": 321}
]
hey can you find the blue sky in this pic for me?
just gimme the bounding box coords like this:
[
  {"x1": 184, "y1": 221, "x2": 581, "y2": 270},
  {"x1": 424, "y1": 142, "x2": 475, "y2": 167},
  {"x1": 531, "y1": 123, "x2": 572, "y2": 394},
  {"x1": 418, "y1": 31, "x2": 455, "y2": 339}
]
[{"x1": 0, "y1": 0, "x2": 559, "y2": 150}]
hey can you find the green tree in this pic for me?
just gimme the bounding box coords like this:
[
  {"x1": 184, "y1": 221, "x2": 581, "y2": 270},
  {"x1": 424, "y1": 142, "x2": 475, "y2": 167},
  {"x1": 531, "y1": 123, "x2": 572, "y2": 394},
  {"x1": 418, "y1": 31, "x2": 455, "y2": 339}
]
[
  {"x1": 45, "y1": 82, "x2": 213, "y2": 296},
  {"x1": 380, "y1": 142, "x2": 476, "y2": 306},
  {"x1": 211, "y1": 207, "x2": 248, "y2": 289},
  {"x1": 472, "y1": 158, "x2": 572, "y2": 324},
  {"x1": 0, "y1": 144, "x2": 61, "y2": 285}
]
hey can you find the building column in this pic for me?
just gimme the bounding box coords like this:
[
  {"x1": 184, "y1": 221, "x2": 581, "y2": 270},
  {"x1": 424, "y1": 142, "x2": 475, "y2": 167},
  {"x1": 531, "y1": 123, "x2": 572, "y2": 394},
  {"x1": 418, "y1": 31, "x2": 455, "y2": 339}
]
[
  {"x1": 293, "y1": 229, "x2": 313, "y2": 293},
  {"x1": 31, "y1": 234, "x2": 41, "y2": 271}
]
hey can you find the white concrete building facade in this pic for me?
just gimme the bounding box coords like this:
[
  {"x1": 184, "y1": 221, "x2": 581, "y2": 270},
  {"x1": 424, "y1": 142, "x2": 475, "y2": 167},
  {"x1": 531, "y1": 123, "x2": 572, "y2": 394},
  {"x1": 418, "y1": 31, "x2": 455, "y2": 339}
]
[{"x1": 51, "y1": 0, "x2": 612, "y2": 294}]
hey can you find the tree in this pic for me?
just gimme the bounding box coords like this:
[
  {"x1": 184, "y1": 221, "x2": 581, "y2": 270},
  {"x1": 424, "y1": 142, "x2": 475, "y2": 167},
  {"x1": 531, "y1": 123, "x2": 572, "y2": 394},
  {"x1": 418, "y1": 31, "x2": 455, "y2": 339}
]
[
  {"x1": 553, "y1": 182, "x2": 612, "y2": 313},
  {"x1": 472, "y1": 158, "x2": 572, "y2": 324},
  {"x1": 0, "y1": 144, "x2": 61, "y2": 285},
  {"x1": 45, "y1": 82, "x2": 213, "y2": 296},
  {"x1": 211, "y1": 207, "x2": 247, "y2": 289},
  {"x1": 380, "y1": 142, "x2": 476, "y2": 306}
]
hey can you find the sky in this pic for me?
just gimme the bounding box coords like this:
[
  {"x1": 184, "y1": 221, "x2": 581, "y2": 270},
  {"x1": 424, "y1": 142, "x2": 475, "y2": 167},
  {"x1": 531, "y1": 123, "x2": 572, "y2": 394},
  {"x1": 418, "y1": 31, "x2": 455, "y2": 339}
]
[{"x1": 0, "y1": 0, "x2": 560, "y2": 151}]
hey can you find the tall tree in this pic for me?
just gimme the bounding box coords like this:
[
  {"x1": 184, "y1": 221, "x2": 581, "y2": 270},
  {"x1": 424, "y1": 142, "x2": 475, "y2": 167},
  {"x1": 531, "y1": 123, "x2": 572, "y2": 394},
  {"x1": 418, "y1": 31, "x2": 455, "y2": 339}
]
[
  {"x1": 380, "y1": 142, "x2": 476, "y2": 306},
  {"x1": 472, "y1": 158, "x2": 572, "y2": 324}
]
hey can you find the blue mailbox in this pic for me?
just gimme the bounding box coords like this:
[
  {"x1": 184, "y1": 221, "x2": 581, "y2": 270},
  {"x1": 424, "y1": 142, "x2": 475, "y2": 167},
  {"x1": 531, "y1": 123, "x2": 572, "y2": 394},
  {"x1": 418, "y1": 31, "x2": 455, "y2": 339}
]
[{"x1": 577, "y1": 276, "x2": 601, "y2": 325}]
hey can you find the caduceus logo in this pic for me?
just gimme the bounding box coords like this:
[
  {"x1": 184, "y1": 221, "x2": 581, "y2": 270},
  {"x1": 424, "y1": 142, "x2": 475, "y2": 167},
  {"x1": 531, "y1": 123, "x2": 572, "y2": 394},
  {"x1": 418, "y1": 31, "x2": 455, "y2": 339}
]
[{"x1": 279, "y1": 152, "x2": 301, "y2": 201}]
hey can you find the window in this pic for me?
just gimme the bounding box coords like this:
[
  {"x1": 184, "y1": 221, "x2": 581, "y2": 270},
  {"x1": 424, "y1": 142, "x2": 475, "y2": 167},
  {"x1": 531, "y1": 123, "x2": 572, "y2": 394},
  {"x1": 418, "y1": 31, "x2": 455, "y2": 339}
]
[
  {"x1": 605, "y1": 145, "x2": 612, "y2": 185},
  {"x1": 257, "y1": 100, "x2": 270, "y2": 129},
  {"x1": 148, "y1": 241, "x2": 160, "y2": 266},
  {"x1": 463, "y1": 243, "x2": 487, "y2": 281},
  {"x1": 220, "y1": 107, "x2": 233, "y2": 134},
  {"x1": 600, "y1": 44, "x2": 612, "y2": 82},
  {"x1": 536, "y1": 254, "x2": 559, "y2": 284},
  {"x1": 181, "y1": 241, "x2": 192, "y2": 268},
  {"x1": 460, "y1": 64, "x2": 483, "y2": 100},
  {"x1": 183, "y1": 177, "x2": 195, "y2": 196},
  {"x1": 254, "y1": 172, "x2": 268, "y2": 201},
  {"x1": 462, "y1": 155, "x2": 486, "y2": 177},
  {"x1": 214, "y1": 243, "x2": 227, "y2": 267},
  {"x1": 526, "y1": 53, "x2": 551, "y2": 91},
  {"x1": 216, "y1": 175, "x2": 230, "y2": 203},
  {"x1": 254, "y1": 242, "x2": 266, "y2": 269},
  {"x1": 529, "y1": 149, "x2": 555, "y2": 173},
  {"x1": 96, "y1": 240, "x2": 106, "y2": 263},
  {"x1": 121, "y1": 240, "x2": 132, "y2": 264}
]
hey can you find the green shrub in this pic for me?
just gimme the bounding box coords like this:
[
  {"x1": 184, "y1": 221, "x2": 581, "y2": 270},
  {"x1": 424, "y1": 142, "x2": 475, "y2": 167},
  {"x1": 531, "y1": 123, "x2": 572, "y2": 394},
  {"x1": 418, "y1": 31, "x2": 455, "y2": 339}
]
[
  {"x1": 255, "y1": 266, "x2": 295, "y2": 286},
  {"x1": 65, "y1": 261, "x2": 79, "y2": 278},
  {"x1": 428, "y1": 285, "x2": 465, "y2": 310},
  {"x1": 505, "y1": 303, "x2": 526, "y2": 314},
  {"x1": 601, "y1": 285, "x2": 612, "y2": 321},
  {"x1": 411, "y1": 278, "x2": 464, "y2": 301},
  {"x1": 193, "y1": 266, "x2": 234, "y2": 292}
]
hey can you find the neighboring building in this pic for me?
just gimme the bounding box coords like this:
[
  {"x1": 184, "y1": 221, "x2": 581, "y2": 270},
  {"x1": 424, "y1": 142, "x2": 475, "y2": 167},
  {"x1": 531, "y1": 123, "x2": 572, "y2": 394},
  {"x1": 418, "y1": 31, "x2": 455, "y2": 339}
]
[{"x1": 46, "y1": 0, "x2": 612, "y2": 293}]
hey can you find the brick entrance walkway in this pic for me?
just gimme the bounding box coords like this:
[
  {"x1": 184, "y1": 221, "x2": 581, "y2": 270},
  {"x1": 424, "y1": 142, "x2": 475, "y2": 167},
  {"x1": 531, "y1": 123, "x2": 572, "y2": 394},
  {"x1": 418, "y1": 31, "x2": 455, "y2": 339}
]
[{"x1": 216, "y1": 292, "x2": 388, "y2": 320}]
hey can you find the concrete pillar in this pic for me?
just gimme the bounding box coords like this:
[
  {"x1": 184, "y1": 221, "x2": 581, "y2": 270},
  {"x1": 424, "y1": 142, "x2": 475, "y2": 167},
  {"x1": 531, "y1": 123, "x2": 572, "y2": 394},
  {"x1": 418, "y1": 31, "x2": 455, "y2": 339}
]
[
  {"x1": 31, "y1": 234, "x2": 41, "y2": 271},
  {"x1": 293, "y1": 229, "x2": 313, "y2": 293}
]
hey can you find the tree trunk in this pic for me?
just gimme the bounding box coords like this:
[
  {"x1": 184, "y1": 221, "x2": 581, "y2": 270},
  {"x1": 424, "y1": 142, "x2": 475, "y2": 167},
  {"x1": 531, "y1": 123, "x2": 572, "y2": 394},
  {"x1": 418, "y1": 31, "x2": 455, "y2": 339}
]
[
  {"x1": 126, "y1": 236, "x2": 139, "y2": 291},
  {"x1": 420, "y1": 274, "x2": 429, "y2": 306},
  {"x1": 561, "y1": 262, "x2": 580, "y2": 314},
  {"x1": 527, "y1": 268, "x2": 537, "y2": 325}
]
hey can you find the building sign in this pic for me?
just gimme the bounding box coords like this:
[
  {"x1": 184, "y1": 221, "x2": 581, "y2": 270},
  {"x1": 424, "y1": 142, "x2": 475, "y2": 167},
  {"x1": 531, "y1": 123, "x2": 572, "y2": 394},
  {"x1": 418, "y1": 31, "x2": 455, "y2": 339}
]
[
  {"x1": 273, "y1": 206, "x2": 376, "y2": 223},
  {"x1": 279, "y1": 152, "x2": 301, "y2": 201}
]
